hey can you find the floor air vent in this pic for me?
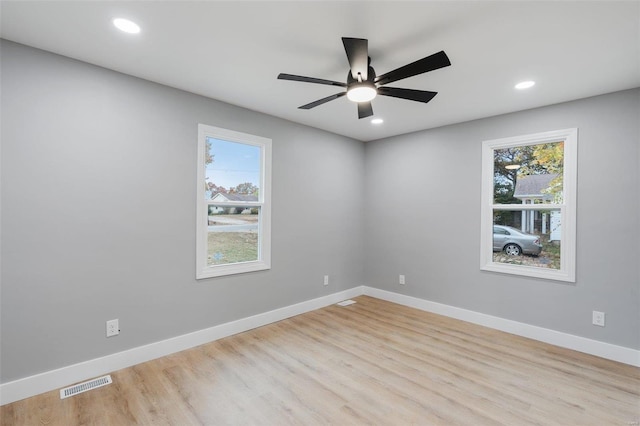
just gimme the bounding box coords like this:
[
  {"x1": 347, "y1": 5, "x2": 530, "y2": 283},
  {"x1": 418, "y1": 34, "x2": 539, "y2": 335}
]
[{"x1": 60, "y1": 375, "x2": 112, "y2": 399}]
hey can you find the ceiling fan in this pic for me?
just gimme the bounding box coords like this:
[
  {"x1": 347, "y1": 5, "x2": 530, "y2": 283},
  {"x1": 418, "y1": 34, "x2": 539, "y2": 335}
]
[{"x1": 277, "y1": 37, "x2": 451, "y2": 119}]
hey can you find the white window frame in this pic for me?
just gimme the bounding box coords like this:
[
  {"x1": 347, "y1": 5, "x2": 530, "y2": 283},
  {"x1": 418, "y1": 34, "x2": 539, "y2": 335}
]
[
  {"x1": 480, "y1": 128, "x2": 577, "y2": 282},
  {"x1": 196, "y1": 124, "x2": 272, "y2": 279}
]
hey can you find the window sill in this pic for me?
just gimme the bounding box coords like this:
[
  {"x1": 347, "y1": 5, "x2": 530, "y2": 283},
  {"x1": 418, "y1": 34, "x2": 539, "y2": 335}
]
[
  {"x1": 481, "y1": 262, "x2": 574, "y2": 282},
  {"x1": 197, "y1": 260, "x2": 271, "y2": 279}
]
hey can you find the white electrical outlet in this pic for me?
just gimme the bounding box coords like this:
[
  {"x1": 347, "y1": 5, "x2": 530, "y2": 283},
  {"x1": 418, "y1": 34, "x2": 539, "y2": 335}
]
[
  {"x1": 592, "y1": 311, "x2": 605, "y2": 327},
  {"x1": 323, "y1": 275, "x2": 329, "y2": 286},
  {"x1": 399, "y1": 275, "x2": 405, "y2": 285},
  {"x1": 106, "y1": 319, "x2": 120, "y2": 337}
]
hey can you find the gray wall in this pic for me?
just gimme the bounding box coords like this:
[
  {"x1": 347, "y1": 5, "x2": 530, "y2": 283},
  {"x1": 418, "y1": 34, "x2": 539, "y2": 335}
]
[
  {"x1": 364, "y1": 88, "x2": 640, "y2": 350},
  {"x1": 0, "y1": 41, "x2": 365, "y2": 382}
]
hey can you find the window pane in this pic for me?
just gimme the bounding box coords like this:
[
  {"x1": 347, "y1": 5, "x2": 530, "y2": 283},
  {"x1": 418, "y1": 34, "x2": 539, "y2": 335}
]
[
  {"x1": 205, "y1": 137, "x2": 260, "y2": 199},
  {"x1": 492, "y1": 209, "x2": 561, "y2": 270},
  {"x1": 207, "y1": 207, "x2": 260, "y2": 266},
  {"x1": 493, "y1": 141, "x2": 564, "y2": 204}
]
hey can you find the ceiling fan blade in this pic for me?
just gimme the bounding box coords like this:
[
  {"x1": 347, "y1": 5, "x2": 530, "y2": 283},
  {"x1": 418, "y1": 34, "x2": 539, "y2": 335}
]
[
  {"x1": 299, "y1": 92, "x2": 346, "y2": 109},
  {"x1": 278, "y1": 73, "x2": 346, "y2": 87},
  {"x1": 357, "y1": 102, "x2": 374, "y2": 119},
  {"x1": 342, "y1": 37, "x2": 369, "y2": 80},
  {"x1": 378, "y1": 87, "x2": 438, "y2": 103},
  {"x1": 375, "y1": 51, "x2": 451, "y2": 86}
]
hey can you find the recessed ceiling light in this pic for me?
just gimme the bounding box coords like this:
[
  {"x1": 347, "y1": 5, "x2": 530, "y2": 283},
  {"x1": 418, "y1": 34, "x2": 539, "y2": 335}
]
[
  {"x1": 371, "y1": 118, "x2": 384, "y2": 125},
  {"x1": 515, "y1": 80, "x2": 535, "y2": 90},
  {"x1": 113, "y1": 18, "x2": 140, "y2": 34}
]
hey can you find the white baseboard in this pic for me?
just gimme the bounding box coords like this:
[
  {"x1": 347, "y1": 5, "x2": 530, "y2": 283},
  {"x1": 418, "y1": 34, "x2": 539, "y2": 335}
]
[
  {"x1": 3, "y1": 284, "x2": 638, "y2": 406},
  {"x1": 0, "y1": 286, "x2": 364, "y2": 406},
  {"x1": 363, "y1": 287, "x2": 640, "y2": 368}
]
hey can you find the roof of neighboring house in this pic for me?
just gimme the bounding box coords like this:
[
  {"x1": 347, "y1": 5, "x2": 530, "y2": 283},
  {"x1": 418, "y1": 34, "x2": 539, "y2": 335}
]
[
  {"x1": 211, "y1": 193, "x2": 258, "y2": 202},
  {"x1": 514, "y1": 173, "x2": 559, "y2": 198}
]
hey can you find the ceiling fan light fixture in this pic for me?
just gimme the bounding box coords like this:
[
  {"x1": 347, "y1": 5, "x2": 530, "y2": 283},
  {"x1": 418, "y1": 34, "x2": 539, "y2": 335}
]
[{"x1": 347, "y1": 82, "x2": 377, "y2": 103}]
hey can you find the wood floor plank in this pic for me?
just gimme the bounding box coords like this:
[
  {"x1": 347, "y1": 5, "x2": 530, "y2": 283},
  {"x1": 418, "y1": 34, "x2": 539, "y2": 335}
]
[{"x1": 2, "y1": 295, "x2": 639, "y2": 425}]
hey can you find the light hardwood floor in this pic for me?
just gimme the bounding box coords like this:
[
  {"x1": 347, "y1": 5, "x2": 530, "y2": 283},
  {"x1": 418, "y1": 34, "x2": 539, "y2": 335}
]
[{"x1": 2, "y1": 296, "x2": 639, "y2": 425}]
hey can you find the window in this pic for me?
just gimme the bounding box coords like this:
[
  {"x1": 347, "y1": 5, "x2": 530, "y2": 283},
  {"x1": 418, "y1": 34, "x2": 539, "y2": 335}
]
[
  {"x1": 196, "y1": 124, "x2": 271, "y2": 279},
  {"x1": 480, "y1": 128, "x2": 577, "y2": 282}
]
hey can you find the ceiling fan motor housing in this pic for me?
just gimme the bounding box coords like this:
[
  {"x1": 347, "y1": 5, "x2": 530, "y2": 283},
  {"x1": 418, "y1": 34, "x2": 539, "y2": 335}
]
[{"x1": 346, "y1": 64, "x2": 377, "y2": 85}]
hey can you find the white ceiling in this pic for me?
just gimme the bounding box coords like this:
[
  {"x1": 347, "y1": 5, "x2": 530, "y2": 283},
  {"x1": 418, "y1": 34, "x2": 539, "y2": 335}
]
[{"x1": 1, "y1": 1, "x2": 639, "y2": 141}]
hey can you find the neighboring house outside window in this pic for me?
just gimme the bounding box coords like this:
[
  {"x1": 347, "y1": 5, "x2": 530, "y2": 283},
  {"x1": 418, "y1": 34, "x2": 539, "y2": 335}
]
[
  {"x1": 513, "y1": 173, "x2": 561, "y2": 240},
  {"x1": 209, "y1": 193, "x2": 259, "y2": 215}
]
